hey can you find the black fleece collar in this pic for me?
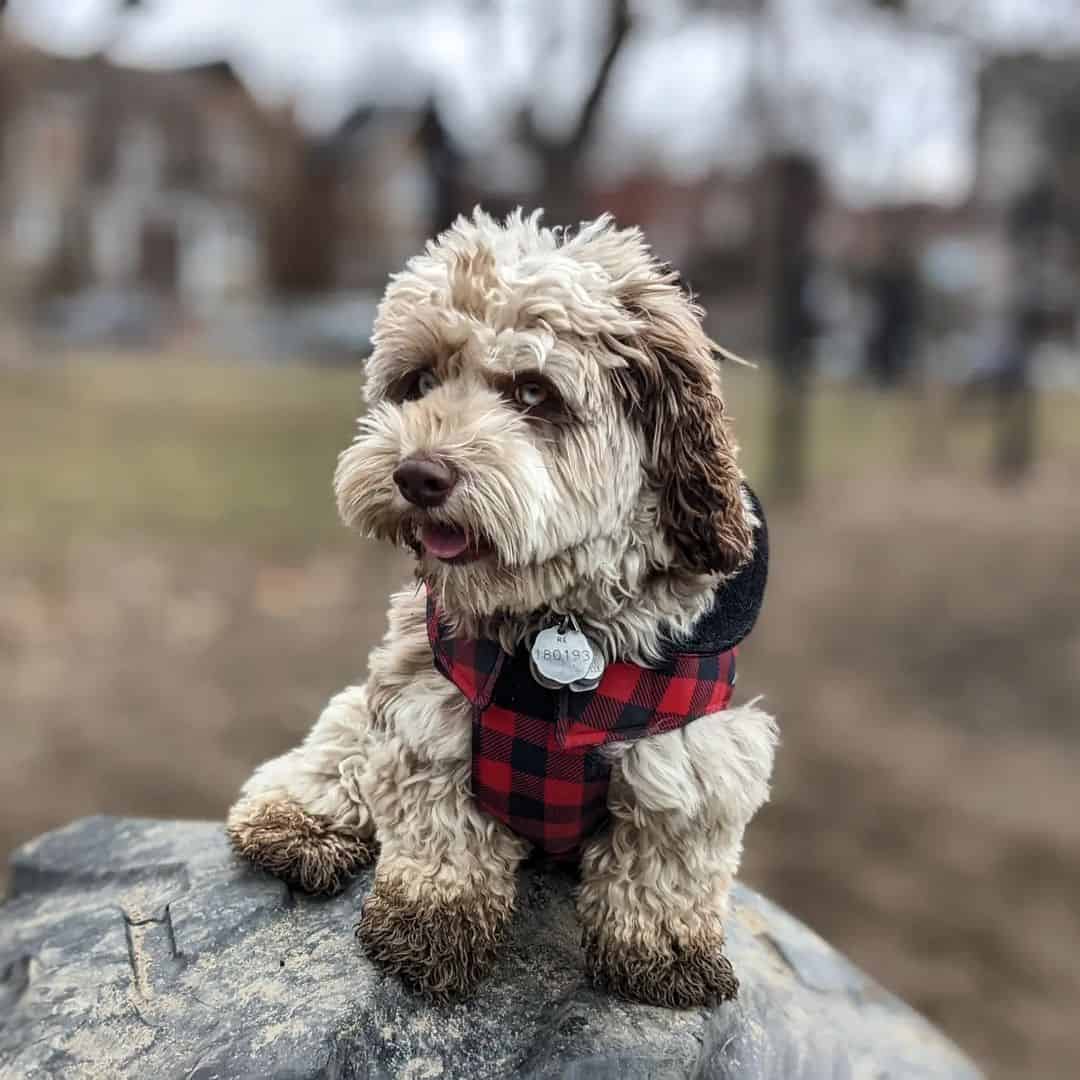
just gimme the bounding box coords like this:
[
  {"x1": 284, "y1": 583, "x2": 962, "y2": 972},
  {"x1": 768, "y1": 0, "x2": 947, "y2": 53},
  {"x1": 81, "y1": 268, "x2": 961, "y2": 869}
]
[{"x1": 658, "y1": 484, "x2": 768, "y2": 659}]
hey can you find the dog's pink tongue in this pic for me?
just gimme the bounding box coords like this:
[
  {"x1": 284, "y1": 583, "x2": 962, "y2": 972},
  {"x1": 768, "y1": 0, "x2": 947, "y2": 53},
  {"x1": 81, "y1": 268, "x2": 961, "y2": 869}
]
[{"x1": 420, "y1": 523, "x2": 470, "y2": 560}]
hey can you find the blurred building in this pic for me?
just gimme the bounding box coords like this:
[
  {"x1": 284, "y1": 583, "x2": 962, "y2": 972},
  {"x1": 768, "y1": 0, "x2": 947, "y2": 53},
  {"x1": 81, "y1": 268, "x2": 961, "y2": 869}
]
[
  {"x1": 0, "y1": 38, "x2": 434, "y2": 354},
  {"x1": 964, "y1": 54, "x2": 1080, "y2": 393},
  {"x1": 978, "y1": 54, "x2": 1080, "y2": 327},
  {"x1": 0, "y1": 43, "x2": 261, "y2": 305}
]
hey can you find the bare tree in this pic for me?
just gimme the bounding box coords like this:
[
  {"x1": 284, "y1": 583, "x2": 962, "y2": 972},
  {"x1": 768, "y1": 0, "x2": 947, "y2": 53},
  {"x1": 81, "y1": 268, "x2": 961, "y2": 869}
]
[
  {"x1": 761, "y1": 153, "x2": 824, "y2": 503},
  {"x1": 393, "y1": 1, "x2": 634, "y2": 243},
  {"x1": 518, "y1": 0, "x2": 633, "y2": 225}
]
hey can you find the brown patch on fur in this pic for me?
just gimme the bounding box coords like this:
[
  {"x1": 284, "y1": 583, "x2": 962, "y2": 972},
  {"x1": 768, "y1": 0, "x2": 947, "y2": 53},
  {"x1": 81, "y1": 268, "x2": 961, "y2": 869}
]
[
  {"x1": 356, "y1": 874, "x2": 513, "y2": 1001},
  {"x1": 582, "y1": 921, "x2": 739, "y2": 1008},
  {"x1": 226, "y1": 799, "x2": 375, "y2": 896},
  {"x1": 613, "y1": 278, "x2": 753, "y2": 575}
]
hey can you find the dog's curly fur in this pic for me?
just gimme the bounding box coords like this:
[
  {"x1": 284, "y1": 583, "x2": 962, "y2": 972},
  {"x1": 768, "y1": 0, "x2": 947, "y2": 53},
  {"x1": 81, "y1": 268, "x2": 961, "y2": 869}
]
[{"x1": 227, "y1": 209, "x2": 777, "y2": 1004}]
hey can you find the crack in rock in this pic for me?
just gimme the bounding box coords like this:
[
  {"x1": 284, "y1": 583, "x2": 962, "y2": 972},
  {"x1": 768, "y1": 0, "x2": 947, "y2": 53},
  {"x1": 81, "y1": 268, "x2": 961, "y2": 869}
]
[
  {"x1": 0, "y1": 955, "x2": 34, "y2": 1018},
  {"x1": 122, "y1": 904, "x2": 184, "y2": 998}
]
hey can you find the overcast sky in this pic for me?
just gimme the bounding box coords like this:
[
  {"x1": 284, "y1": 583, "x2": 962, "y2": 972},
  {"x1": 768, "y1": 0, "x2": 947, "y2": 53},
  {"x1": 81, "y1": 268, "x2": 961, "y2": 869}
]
[{"x1": 6, "y1": 0, "x2": 1080, "y2": 207}]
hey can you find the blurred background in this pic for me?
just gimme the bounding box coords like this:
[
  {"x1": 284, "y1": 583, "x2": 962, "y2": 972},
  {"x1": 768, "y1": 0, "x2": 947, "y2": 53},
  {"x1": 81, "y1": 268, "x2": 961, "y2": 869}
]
[{"x1": 1, "y1": 1, "x2": 1078, "y2": 1075}]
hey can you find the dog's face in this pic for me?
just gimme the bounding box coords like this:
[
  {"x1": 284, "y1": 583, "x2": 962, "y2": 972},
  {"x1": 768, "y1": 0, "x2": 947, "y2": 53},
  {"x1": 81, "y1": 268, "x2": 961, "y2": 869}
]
[{"x1": 335, "y1": 211, "x2": 751, "y2": 620}]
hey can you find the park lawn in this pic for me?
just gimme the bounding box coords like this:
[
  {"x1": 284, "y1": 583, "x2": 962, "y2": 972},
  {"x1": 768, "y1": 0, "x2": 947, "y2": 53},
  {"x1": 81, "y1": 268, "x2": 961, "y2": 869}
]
[{"x1": 0, "y1": 357, "x2": 360, "y2": 552}]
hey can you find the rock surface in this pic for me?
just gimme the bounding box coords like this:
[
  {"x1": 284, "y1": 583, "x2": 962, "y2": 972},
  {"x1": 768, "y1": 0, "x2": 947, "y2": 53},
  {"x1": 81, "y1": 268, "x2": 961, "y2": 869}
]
[{"x1": 0, "y1": 816, "x2": 982, "y2": 1079}]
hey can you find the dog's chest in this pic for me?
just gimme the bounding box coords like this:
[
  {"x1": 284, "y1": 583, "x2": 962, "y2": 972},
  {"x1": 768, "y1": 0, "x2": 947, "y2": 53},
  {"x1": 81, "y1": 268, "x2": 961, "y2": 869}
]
[
  {"x1": 426, "y1": 596, "x2": 737, "y2": 857},
  {"x1": 469, "y1": 647, "x2": 615, "y2": 858}
]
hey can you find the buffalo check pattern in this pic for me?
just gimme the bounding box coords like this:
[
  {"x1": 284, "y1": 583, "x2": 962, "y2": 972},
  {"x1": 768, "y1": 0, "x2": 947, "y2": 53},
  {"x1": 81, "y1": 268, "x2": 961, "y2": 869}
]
[{"x1": 426, "y1": 591, "x2": 736, "y2": 858}]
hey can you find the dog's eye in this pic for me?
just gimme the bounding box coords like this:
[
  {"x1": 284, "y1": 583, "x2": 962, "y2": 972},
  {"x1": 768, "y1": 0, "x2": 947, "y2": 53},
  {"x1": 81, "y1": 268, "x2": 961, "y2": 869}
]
[
  {"x1": 416, "y1": 370, "x2": 440, "y2": 396},
  {"x1": 514, "y1": 381, "x2": 548, "y2": 409},
  {"x1": 401, "y1": 369, "x2": 440, "y2": 401}
]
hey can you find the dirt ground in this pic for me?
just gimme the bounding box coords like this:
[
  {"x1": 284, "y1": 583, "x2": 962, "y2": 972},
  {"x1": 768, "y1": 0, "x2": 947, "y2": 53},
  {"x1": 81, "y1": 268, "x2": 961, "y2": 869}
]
[{"x1": 2, "y1": 364, "x2": 1079, "y2": 1078}]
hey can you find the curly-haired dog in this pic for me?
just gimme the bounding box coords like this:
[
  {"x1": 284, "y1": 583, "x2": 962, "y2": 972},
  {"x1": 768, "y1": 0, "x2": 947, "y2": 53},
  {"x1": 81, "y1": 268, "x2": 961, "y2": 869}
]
[{"x1": 227, "y1": 210, "x2": 777, "y2": 1007}]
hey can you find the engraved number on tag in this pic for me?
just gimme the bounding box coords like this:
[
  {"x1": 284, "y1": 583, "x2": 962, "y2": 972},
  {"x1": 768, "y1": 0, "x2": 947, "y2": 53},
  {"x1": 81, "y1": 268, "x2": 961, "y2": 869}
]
[
  {"x1": 531, "y1": 622, "x2": 606, "y2": 690},
  {"x1": 532, "y1": 626, "x2": 594, "y2": 685}
]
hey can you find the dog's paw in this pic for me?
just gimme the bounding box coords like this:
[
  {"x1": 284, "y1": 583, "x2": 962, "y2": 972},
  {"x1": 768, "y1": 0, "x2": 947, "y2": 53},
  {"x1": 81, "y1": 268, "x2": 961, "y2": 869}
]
[
  {"x1": 356, "y1": 874, "x2": 512, "y2": 1000},
  {"x1": 583, "y1": 918, "x2": 738, "y2": 1008},
  {"x1": 226, "y1": 797, "x2": 375, "y2": 895}
]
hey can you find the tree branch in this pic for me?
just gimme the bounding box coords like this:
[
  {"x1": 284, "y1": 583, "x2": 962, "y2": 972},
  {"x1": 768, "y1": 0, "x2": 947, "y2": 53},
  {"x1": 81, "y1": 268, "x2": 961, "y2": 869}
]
[
  {"x1": 522, "y1": 0, "x2": 633, "y2": 157},
  {"x1": 565, "y1": 0, "x2": 632, "y2": 157}
]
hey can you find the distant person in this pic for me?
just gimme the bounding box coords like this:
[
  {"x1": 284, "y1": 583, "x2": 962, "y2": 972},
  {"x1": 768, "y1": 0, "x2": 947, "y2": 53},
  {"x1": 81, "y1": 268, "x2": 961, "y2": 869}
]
[
  {"x1": 865, "y1": 242, "x2": 919, "y2": 390},
  {"x1": 991, "y1": 178, "x2": 1058, "y2": 479}
]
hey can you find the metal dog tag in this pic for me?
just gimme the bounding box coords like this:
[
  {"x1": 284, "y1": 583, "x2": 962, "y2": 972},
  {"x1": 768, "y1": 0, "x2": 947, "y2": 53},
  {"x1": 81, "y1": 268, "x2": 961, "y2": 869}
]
[
  {"x1": 568, "y1": 648, "x2": 606, "y2": 693},
  {"x1": 531, "y1": 624, "x2": 596, "y2": 686}
]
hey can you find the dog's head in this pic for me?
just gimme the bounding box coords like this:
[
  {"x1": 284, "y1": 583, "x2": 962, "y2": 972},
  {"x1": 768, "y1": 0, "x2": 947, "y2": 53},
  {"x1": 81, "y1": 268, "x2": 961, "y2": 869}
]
[{"x1": 335, "y1": 210, "x2": 752, "y2": 620}]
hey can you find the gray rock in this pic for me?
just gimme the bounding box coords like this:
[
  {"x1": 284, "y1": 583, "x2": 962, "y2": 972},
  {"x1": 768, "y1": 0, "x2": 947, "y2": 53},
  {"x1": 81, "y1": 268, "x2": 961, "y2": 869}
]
[{"x1": 0, "y1": 816, "x2": 982, "y2": 1079}]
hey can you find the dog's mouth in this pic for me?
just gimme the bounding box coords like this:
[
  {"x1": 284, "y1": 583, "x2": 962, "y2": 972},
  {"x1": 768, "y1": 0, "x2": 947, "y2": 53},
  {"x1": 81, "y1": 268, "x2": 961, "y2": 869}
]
[{"x1": 418, "y1": 522, "x2": 493, "y2": 564}]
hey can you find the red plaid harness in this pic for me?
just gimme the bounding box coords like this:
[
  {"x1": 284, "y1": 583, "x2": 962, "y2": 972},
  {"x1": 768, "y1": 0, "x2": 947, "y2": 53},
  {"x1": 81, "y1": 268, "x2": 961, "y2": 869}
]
[
  {"x1": 426, "y1": 486, "x2": 767, "y2": 859},
  {"x1": 427, "y1": 596, "x2": 737, "y2": 857}
]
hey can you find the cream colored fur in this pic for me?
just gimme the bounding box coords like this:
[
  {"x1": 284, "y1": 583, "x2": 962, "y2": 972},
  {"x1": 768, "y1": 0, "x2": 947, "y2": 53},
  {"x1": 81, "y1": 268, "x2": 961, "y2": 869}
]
[{"x1": 227, "y1": 209, "x2": 777, "y2": 1004}]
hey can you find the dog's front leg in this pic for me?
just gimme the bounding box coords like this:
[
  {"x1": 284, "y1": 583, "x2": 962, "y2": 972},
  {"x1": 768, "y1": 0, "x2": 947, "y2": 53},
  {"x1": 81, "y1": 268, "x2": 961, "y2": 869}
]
[
  {"x1": 578, "y1": 702, "x2": 777, "y2": 1007},
  {"x1": 226, "y1": 685, "x2": 377, "y2": 895},
  {"x1": 356, "y1": 736, "x2": 529, "y2": 1000}
]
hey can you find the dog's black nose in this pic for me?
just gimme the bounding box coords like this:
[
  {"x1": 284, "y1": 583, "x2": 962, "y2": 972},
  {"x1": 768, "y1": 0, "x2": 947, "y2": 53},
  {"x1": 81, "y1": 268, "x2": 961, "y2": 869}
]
[{"x1": 393, "y1": 456, "x2": 456, "y2": 508}]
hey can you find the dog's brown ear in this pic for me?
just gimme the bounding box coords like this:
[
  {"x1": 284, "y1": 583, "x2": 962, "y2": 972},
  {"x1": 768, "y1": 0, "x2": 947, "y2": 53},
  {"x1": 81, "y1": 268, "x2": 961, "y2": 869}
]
[{"x1": 612, "y1": 276, "x2": 753, "y2": 576}]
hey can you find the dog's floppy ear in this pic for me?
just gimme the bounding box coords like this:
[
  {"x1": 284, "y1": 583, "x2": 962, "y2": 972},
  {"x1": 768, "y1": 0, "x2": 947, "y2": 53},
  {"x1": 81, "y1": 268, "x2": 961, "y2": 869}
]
[{"x1": 611, "y1": 271, "x2": 753, "y2": 576}]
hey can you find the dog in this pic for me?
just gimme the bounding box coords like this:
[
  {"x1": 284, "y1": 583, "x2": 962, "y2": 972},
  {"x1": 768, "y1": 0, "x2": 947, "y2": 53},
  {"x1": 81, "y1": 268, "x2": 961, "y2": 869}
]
[{"x1": 226, "y1": 209, "x2": 777, "y2": 1007}]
